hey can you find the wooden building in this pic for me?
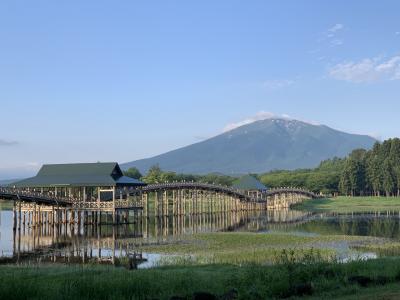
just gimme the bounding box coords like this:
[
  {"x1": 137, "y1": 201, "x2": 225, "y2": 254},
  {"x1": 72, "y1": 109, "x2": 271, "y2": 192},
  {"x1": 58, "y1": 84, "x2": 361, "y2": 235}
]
[
  {"x1": 12, "y1": 163, "x2": 146, "y2": 220},
  {"x1": 232, "y1": 175, "x2": 268, "y2": 199}
]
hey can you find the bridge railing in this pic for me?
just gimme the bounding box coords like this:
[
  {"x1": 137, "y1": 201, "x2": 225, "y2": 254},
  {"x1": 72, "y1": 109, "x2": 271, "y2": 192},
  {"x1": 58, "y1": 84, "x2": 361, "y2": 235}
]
[
  {"x1": 141, "y1": 181, "x2": 251, "y2": 200},
  {"x1": 0, "y1": 187, "x2": 78, "y2": 205},
  {"x1": 139, "y1": 182, "x2": 319, "y2": 202}
]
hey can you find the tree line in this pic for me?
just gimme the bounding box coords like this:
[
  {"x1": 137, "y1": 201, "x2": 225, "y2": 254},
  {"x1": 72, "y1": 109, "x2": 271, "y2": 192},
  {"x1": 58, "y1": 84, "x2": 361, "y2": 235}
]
[
  {"x1": 124, "y1": 164, "x2": 236, "y2": 186},
  {"x1": 258, "y1": 157, "x2": 345, "y2": 195},
  {"x1": 339, "y1": 138, "x2": 400, "y2": 197}
]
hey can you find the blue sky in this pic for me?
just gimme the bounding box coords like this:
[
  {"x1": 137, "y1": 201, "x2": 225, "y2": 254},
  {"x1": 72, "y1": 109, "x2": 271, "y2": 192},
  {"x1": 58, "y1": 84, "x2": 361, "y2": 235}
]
[{"x1": 1, "y1": 0, "x2": 400, "y2": 179}]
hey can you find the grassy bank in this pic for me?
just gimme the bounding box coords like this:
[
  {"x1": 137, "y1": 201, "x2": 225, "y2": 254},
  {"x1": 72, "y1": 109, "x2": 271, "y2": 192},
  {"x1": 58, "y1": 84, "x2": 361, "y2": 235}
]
[
  {"x1": 294, "y1": 197, "x2": 400, "y2": 213},
  {"x1": 3, "y1": 258, "x2": 400, "y2": 299},
  {"x1": 138, "y1": 232, "x2": 380, "y2": 265}
]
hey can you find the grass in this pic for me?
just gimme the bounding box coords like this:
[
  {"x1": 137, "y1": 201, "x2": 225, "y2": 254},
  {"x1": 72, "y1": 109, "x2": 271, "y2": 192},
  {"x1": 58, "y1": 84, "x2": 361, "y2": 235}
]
[
  {"x1": 0, "y1": 200, "x2": 13, "y2": 210},
  {"x1": 294, "y1": 196, "x2": 400, "y2": 213},
  {"x1": 3, "y1": 258, "x2": 400, "y2": 299},
  {"x1": 138, "y1": 232, "x2": 380, "y2": 265}
]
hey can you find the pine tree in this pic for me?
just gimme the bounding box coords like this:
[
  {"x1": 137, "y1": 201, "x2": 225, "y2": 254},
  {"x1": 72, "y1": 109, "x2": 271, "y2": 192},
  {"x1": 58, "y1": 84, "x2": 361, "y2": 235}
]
[{"x1": 382, "y1": 158, "x2": 395, "y2": 197}]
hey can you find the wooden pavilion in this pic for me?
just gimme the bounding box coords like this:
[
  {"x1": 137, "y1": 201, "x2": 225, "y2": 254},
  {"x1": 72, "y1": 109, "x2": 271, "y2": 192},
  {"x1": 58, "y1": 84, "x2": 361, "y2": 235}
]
[
  {"x1": 232, "y1": 175, "x2": 268, "y2": 199},
  {"x1": 12, "y1": 162, "x2": 146, "y2": 224}
]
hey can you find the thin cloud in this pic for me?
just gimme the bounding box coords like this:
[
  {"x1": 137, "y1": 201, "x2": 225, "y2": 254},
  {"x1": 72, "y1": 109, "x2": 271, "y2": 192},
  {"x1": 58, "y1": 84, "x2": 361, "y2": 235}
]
[
  {"x1": 223, "y1": 111, "x2": 276, "y2": 132},
  {"x1": 368, "y1": 132, "x2": 382, "y2": 141},
  {"x1": 193, "y1": 135, "x2": 209, "y2": 141},
  {"x1": 327, "y1": 24, "x2": 344, "y2": 47},
  {"x1": 328, "y1": 24, "x2": 344, "y2": 33},
  {"x1": 0, "y1": 139, "x2": 18, "y2": 146},
  {"x1": 328, "y1": 55, "x2": 400, "y2": 83},
  {"x1": 223, "y1": 112, "x2": 321, "y2": 133},
  {"x1": 263, "y1": 79, "x2": 294, "y2": 90},
  {"x1": 330, "y1": 39, "x2": 343, "y2": 47},
  {"x1": 317, "y1": 23, "x2": 345, "y2": 49}
]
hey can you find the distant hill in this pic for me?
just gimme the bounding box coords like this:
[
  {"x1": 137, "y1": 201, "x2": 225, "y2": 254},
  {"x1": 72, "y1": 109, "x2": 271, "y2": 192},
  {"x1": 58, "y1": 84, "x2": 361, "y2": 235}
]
[
  {"x1": 0, "y1": 179, "x2": 20, "y2": 187},
  {"x1": 122, "y1": 118, "x2": 377, "y2": 174}
]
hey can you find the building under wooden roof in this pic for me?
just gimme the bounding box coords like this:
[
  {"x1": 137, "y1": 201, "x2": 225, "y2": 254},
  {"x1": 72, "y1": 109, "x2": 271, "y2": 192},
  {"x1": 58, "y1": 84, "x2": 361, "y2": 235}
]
[
  {"x1": 232, "y1": 175, "x2": 267, "y2": 191},
  {"x1": 14, "y1": 162, "x2": 144, "y2": 188},
  {"x1": 13, "y1": 162, "x2": 145, "y2": 202},
  {"x1": 232, "y1": 175, "x2": 267, "y2": 198}
]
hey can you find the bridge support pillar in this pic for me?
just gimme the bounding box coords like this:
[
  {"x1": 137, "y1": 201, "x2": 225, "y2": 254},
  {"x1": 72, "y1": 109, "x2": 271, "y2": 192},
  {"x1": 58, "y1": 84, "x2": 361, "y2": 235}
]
[{"x1": 12, "y1": 202, "x2": 17, "y2": 231}]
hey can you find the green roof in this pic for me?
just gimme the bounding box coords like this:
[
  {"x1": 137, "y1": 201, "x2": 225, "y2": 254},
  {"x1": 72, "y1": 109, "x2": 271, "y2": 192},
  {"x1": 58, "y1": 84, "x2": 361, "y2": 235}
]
[
  {"x1": 232, "y1": 175, "x2": 267, "y2": 191},
  {"x1": 13, "y1": 162, "x2": 145, "y2": 188}
]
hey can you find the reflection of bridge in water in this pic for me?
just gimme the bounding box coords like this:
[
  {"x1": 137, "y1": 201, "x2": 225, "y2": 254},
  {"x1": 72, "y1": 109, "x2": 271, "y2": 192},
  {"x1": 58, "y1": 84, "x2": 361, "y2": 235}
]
[{"x1": 3, "y1": 209, "x2": 317, "y2": 266}]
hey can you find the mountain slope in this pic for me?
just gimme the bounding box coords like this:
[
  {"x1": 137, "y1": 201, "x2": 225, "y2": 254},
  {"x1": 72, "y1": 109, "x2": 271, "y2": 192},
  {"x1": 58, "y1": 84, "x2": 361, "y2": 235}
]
[{"x1": 122, "y1": 118, "x2": 377, "y2": 174}]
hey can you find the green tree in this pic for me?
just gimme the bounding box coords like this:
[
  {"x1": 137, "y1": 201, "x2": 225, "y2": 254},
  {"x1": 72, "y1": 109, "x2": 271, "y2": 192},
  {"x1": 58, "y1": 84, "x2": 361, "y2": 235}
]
[
  {"x1": 389, "y1": 138, "x2": 400, "y2": 196},
  {"x1": 340, "y1": 149, "x2": 367, "y2": 196},
  {"x1": 382, "y1": 158, "x2": 395, "y2": 197},
  {"x1": 123, "y1": 167, "x2": 142, "y2": 180},
  {"x1": 142, "y1": 165, "x2": 163, "y2": 184},
  {"x1": 339, "y1": 166, "x2": 351, "y2": 196},
  {"x1": 160, "y1": 171, "x2": 178, "y2": 183},
  {"x1": 366, "y1": 142, "x2": 383, "y2": 196}
]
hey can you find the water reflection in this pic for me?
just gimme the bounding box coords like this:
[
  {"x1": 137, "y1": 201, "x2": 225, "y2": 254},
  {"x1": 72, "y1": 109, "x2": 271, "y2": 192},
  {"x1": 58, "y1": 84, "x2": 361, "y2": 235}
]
[{"x1": 1, "y1": 207, "x2": 400, "y2": 267}]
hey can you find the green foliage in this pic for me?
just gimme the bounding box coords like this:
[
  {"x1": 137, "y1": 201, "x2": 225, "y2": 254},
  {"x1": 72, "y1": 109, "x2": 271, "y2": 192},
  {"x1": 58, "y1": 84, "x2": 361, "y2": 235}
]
[
  {"x1": 123, "y1": 167, "x2": 142, "y2": 180},
  {"x1": 340, "y1": 139, "x2": 400, "y2": 196},
  {"x1": 259, "y1": 157, "x2": 345, "y2": 194},
  {"x1": 142, "y1": 164, "x2": 236, "y2": 186},
  {"x1": 339, "y1": 149, "x2": 367, "y2": 196},
  {"x1": 142, "y1": 164, "x2": 163, "y2": 184}
]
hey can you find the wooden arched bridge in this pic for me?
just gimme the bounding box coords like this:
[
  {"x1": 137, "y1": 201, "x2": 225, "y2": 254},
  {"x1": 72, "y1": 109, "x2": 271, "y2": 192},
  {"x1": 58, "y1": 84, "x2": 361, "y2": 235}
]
[
  {"x1": 2, "y1": 182, "x2": 318, "y2": 233},
  {"x1": 1, "y1": 183, "x2": 319, "y2": 218},
  {"x1": 140, "y1": 182, "x2": 319, "y2": 216}
]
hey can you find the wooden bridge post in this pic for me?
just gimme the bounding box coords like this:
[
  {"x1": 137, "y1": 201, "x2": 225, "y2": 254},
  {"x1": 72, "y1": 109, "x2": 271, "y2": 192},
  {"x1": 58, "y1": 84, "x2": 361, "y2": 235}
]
[
  {"x1": 161, "y1": 190, "x2": 165, "y2": 217},
  {"x1": 154, "y1": 191, "x2": 158, "y2": 217},
  {"x1": 197, "y1": 192, "x2": 200, "y2": 214},
  {"x1": 77, "y1": 210, "x2": 81, "y2": 226},
  {"x1": 196, "y1": 192, "x2": 203, "y2": 216},
  {"x1": 192, "y1": 189, "x2": 196, "y2": 215},
  {"x1": 17, "y1": 201, "x2": 21, "y2": 230},
  {"x1": 216, "y1": 192, "x2": 222, "y2": 214},
  {"x1": 211, "y1": 193, "x2": 217, "y2": 217},
  {"x1": 38, "y1": 205, "x2": 42, "y2": 226},
  {"x1": 185, "y1": 189, "x2": 189, "y2": 216},
  {"x1": 175, "y1": 189, "x2": 179, "y2": 216},
  {"x1": 234, "y1": 197, "x2": 237, "y2": 212},
  {"x1": 164, "y1": 190, "x2": 169, "y2": 217},
  {"x1": 224, "y1": 193, "x2": 227, "y2": 212},
  {"x1": 52, "y1": 206, "x2": 55, "y2": 226},
  {"x1": 145, "y1": 192, "x2": 149, "y2": 218},
  {"x1": 172, "y1": 190, "x2": 176, "y2": 216},
  {"x1": 32, "y1": 203, "x2": 36, "y2": 227},
  {"x1": 216, "y1": 192, "x2": 219, "y2": 213},
  {"x1": 28, "y1": 210, "x2": 31, "y2": 227},
  {"x1": 12, "y1": 201, "x2": 16, "y2": 231}
]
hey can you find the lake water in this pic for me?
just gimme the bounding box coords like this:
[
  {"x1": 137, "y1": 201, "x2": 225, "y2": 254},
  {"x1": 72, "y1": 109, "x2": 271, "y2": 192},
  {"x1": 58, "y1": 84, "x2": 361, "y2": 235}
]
[{"x1": 1, "y1": 202, "x2": 400, "y2": 268}]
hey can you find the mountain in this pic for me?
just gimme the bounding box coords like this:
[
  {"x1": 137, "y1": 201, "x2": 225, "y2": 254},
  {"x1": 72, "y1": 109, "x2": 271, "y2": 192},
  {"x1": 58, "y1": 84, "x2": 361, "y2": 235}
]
[
  {"x1": 0, "y1": 179, "x2": 20, "y2": 187},
  {"x1": 122, "y1": 118, "x2": 377, "y2": 174}
]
